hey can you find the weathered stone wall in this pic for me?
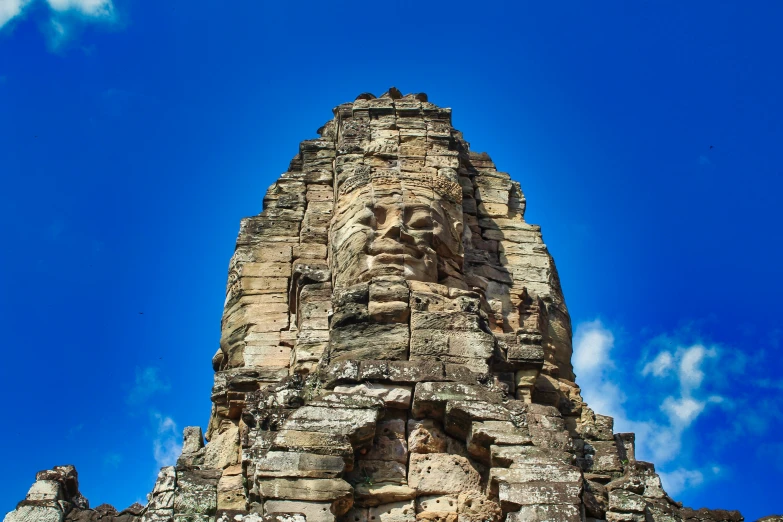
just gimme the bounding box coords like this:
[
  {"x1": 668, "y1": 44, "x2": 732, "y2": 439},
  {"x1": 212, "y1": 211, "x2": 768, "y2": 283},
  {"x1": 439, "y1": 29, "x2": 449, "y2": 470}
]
[{"x1": 4, "y1": 89, "x2": 759, "y2": 522}]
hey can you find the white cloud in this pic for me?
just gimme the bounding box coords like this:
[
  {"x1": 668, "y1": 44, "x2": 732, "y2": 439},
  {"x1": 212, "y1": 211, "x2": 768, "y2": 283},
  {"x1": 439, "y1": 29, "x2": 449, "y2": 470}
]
[
  {"x1": 151, "y1": 412, "x2": 182, "y2": 469},
  {"x1": 0, "y1": 0, "x2": 115, "y2": 49},
  {"x1": 46, "y1": 0, "x2": 112, "y2": 16},
  {"x1": 661, "y1": 396, "x2": 705, "y2": 427},
  {"x1": 573, "y1": 321, "x2": 628, "y2": 420},
  {"x1": 128, "y1": 367, "x2": 171, "y2": 405},
  {"x1": 642, "y1": 350, "x2": 674, "y2": 377},
  {"x1": 659, "y1": 468, "x2": 704, "y2": 496},
  {"x1": 678, "y1": 344, "x2": 716, "y2": 393},
  {"x1": 0, "y1": 0, "x2": 31, "y2": 28},
  {"x1": 573, "y1": 320, "x2": 615, "y2": 377},
  {"x1": 572, "y1": 320, "x2": 725, "y2": 493}
]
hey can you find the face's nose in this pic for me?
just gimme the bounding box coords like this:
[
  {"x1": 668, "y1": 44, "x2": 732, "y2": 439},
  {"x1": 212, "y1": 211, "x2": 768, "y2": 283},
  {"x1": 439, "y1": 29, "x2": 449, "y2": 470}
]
[{"x1": 377, "y1": 206, "x2": 402, "y2": 240}]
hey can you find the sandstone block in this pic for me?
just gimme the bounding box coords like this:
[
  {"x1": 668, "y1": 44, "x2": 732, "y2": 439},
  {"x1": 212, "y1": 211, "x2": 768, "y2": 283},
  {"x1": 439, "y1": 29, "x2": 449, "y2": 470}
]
[
  {"x1": 490, "y1": 445, "x2": 572, "y2": 468},
  {"x1": 265, "y1": 501, "x2": 335, "y2": 522},
  {"x1": 353, "y1": 485, "x2": 417, "y2": 507},
  {"x1": 347, "y1": 460, "x2": 408, "y2": 486},
  {"x1": 330, "y1": 323, "x2": 410, "y2": 362},
  {"x1": 204, "y1": 423, "x2": 240, "y2": 469},
  {"x1": 417, "y1": 496, "x2": 458, "y2": 514},
  {"x1": 407, "y1": 454, "x2": 481, "y2": 495},
  {"x1": 364, "y1": 417, "x2": 408, "y2": 463},
  {"x1": 4, "y1": 505, "x2": 63, "y2": 522},
  {"x1": 490, "y1": 464, "x2": 582, "y2": 485},
  {"x1": 496, "y1": 481, "x2": 582, "y2": 511},
  {"x1": 369, "y1": 501, "x2": 416, "y2": 522},
  {"x1": 271, "y1": 430, "x2": 354, "y2": 463},
  {"x1": 255, "y1": 451, "x2": 346, "y2": 478},
  {"x1": 506, "y1": 504, "x2": 581, "y2": 522},
  {"x1": 217, "y1": 467, "x2": 246, "y2": 511},
  {"x1": 467, "y1": 422, "x2": 531, "y2": 463},
  {"x1": 456, "y1": 492, "x2": 502, "y2": 522},
  {"x1": 408, "y1": 419, "x2": 448, "y2": 454},
  {"x1": 25, "y1": 480, "x2": 62, "y2": 502},
  {"x1": 283, "y1": 406, "x2": 379, "y2": 445},
  {"x1": 444, "y1": 401, "x2": 511, "y2": 440},
  {"x1": 333, "y1": 384, "x2": 413, "y2": 409},
  {"x1": 412, "y1": 383, "x2": 502, "y2": 421},
  {"x1": 585, "y1": 441, "x2": 623, "y2": 473},
  {"x1": 173, "y1": 469, "x2": 219, "y2": 515},
  {"x1": 608, "y1": 490, "x2": 646, "y2": 513},
  {"x1": 256, "y1": 478, "x2": 353, "y2": 515}
]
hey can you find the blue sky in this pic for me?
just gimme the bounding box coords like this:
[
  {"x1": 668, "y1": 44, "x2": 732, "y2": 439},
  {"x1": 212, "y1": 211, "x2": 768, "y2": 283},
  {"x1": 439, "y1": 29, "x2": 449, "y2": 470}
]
[{"x1": 1, "y1": 1, "x2": 781, "y2": 519}]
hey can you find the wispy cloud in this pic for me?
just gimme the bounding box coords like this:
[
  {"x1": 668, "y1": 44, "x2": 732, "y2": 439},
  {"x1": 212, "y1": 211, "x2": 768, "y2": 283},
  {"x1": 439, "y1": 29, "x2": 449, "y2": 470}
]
[
  {"x1": 66, "y1": 423, "x2": 84, "y2": 440},
  {"x1": 0, "y1": 0, "x2": 117, "y2": 50},
  {"x1": 47, "y1": 0, "x2": 112, "y2": 17},
  {"x1": 659, "y1": 468, "x2": 704, "y2": 493},
  {"x1": 151, "y1": 411, "x2": 181, "y2": 469},
  {"x1": 127, "y1": 367, "x2": 171, "y2": 405},
  {"x1": 103, "y1": 452, "x2": 123, "y2": 469}
]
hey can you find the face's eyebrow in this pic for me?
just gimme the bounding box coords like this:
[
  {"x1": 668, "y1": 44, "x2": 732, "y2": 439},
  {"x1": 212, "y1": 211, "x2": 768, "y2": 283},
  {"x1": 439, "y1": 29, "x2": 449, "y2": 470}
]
[{"x1": 403, "y1": 203, "x2": 431, "y2": 212}]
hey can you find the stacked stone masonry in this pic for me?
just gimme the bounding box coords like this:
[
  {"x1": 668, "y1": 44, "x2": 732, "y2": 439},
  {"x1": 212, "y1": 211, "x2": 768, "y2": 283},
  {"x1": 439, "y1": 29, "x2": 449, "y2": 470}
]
[{"x1": 5, "y1": 89, "x2": 775, "y2": 522}]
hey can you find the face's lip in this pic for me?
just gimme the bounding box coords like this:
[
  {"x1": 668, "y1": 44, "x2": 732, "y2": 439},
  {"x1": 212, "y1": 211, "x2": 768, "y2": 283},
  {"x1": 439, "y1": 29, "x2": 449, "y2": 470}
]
[
  {"x1": 367, "y1": 239, "x2": 421, "y2": 258},
  {"x1": 371, "y1": 253, "x2": 406, "y2": 265}
]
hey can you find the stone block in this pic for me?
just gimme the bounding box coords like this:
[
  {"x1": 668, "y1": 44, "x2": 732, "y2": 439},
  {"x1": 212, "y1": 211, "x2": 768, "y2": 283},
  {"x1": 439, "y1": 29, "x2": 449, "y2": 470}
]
[
  {"x1": 330, "y1": 323, "x2": 410, "y2": 362},
  {"x1": 407, "y1": 454, "x2": 481, "y2": 495},
  {"x1": 333, "y1": 384, "x2": 413, "y2": 409},
  {"x1": 353, "y1": 484, "x2": 417, "y2": 507},
  {"x1": 412, "y1": 383, "x2": 502, "y2": 421},
  {"x1": 265, "y1": 501, "x2": 335, "y2": 522},
  {"x1": 506, "y1": 504, "x2": 581, "y2": 522},
  {"x1": 271, "y1": 430, "x2": 354, "y2": 463},
  {"x1": 255, "y1": 478, "x2": 353, "y2": 515},
  {"x1": 466, "y1": 422, "x2": 531, "y2": 463},
  {"x1": 255, "y1": 451, "x2": 346, "y2": 478},
  {"x1": 204, "y1": 424, "x2": 240, "y2": 469},
  {"x1": 417, "y1": 496, "x2": 458, "y2": 514},
  {"x1": 444, "y1": 401, "x2": 511, "y2": 440},
  {"x1": 283, "y1": 406, "x2": 379, "y2": 445},
  {"x1": 369, "y1": 501, "x2": 416, "y2": 522},
  {"x1": 364, "y1": 418, "x2": 408, "y2": 463},
  {"x1": 173, "y1": 469, "x2": 219, "y2": 515}
]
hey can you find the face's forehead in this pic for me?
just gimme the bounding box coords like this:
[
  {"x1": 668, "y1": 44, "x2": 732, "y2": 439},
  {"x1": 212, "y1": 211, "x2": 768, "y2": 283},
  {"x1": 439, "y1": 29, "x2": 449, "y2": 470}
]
[{"x1": 336, "y1": 180, "x2": 462, "y2": 220}]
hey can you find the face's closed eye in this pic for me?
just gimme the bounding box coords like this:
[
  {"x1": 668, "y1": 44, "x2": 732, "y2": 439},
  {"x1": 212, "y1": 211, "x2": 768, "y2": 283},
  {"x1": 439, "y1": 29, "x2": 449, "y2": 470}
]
[
  {"x1": 356, "y1": 204, "x2": 375, "y2": 227},
  {"x1": 405, "y1": 207, "x2": 433, "y2": 229}
]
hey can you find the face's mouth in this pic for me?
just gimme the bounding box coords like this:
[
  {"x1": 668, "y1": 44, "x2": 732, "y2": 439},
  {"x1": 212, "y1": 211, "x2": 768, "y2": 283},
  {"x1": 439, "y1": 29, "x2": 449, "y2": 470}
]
[
  {"x1": 371, "y1": 253, "x2": 405, "y2": 265},
  {"x1": 367, "y1": 239, "x2": 422, "y2": 259}
]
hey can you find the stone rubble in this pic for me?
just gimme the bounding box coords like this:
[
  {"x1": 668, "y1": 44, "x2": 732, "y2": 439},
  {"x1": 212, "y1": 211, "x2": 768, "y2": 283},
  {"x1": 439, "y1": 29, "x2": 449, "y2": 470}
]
[{"x1": 5, "y1": 89, "x2": 772, "y2": 522}]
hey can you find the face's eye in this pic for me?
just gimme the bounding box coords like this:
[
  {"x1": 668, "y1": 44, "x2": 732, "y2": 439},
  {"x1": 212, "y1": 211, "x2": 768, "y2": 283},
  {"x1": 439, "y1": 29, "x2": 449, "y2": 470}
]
[
  {"x1": 356, "y1": 205, "x2": 375, "y2": 226},
  {"x1": 373, "y1": 206, "x2": 387, "y2": 227},
  {"x1": 406, "y1": 209, "x2": 433, "y2": 229}
]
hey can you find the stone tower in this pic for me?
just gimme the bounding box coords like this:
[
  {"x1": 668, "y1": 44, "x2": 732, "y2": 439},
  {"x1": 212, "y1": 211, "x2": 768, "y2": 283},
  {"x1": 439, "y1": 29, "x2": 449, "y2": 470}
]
[{"x1": 4, "y1": 89, "x2": 753, "y2": 522}]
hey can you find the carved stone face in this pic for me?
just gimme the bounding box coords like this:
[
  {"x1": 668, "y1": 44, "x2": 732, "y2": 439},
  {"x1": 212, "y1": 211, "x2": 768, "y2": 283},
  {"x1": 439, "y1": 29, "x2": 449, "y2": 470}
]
[{"x1": 330, "y1": 178, "x2": 463, "y2": 289}]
